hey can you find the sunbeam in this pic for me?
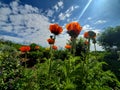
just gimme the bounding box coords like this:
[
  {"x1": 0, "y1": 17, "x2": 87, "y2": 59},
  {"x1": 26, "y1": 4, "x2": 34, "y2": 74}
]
[{"x1": 77, "y1": 0, "x2": 93, "y2": 21}]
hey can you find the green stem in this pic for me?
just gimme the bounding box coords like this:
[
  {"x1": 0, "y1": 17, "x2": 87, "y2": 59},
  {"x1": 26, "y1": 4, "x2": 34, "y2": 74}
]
[
  {"x1": 94, "y1": 43, "x2": 96, "y2": 52},
  {"x1": 48, "y1": 34, "x2": 56, "y2": 79},
  {"x1": 72, "y1": 37, "x2": 76, "y2": 56},
  {"x1": 87, "y1": 38, "x2": 91, "y2": 59},
  {"x1": 48, "y1": 45, "x2": 52, "y2": 79},
  {"x1": 88, "y1": 38, "x2": 90, "y2": 52},
  {"x1": 48, "y1": 58, "x2": 52, "y2": 79},
  {"x1": 25, "y1": 52, "x2": 27, "y2": 68},
  {"x1": 94, "y1": 43, "x2": 97, "y2": 59}
]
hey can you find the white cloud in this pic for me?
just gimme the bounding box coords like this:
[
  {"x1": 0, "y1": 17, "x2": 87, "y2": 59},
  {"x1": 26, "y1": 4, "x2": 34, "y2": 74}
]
[
  {"x1": 58, "y1": 12, "x2": 71, "y2": 20},
  {"x1": 58, "y1": 13, "x2": 64, "y2": 20},
  {"x1": 0, "y1": 15, "x2": 8, "y2": 21},
  {"x1": 0, "y1": 7, "x2": 11, "y2": 15},
  {"x1": 53, "y1": 5, "x2": 59, "y2": 11},
  {"x1": 87, "y1": 17, "x2": 92, "y2": 20},
  {"x1": 58, "y1": 5, "x2": 78, "y2": 20},
  {"x1": 90, "y1": 43, "x2": 104, "y2": 51},
  {"x1": 0, "y1": 1, "x2": 52, "y2": 47},
  {"x1": 82, "y1": 24, "x2": 93, "y2": 31},
  {"x1": 82, "y1": 24, "x2": 101, "y2": 34},
  {"x1": 53, "y1": 1, "x2": 64, "y2": 11},
  {"x1": 95, "y1": 20, "x2": 107, "y2": 24},
  {"x1": 67, "y1": 19, "x2": 70, "y2": 22},
  {"x1": 0, "y1": 0, "x2": 71, "y2": 48},
  {"x1": 46, "y1": 9, "x2": 54, "y2": 17},
  {"x1": 52, "y1": 19, "x2": 55, "y2": 22},
  {"x1": 66, "y1": 6, "x2": 74, "y2": 13},
  {"x1": 58, "y1": 1, "x2": 63, "y2": 7},
  {"x1": 0, "y1": 0, "x2": 104, "y2": 51},
  {"x1": 55, "y1": 34, "x2": 70, "y2": 49},
  {"x1": 0, "y1": 35, "x2": 24, "y2": 44},
  {"x1": 0, "y1": 25, "x2": 13, "y2": 32},
  {"x1": 74, "y1": 5, "x2": 79, "y2": 9}
]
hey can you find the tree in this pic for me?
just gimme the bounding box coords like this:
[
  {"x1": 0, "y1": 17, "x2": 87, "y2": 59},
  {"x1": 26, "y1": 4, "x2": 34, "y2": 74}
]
[{"x1": 98, "y1": 26, "x2": 120, "y2": 51}]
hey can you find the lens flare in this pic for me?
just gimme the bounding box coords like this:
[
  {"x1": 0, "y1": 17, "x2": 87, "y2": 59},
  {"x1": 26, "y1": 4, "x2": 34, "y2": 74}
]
[{"x1": 77, "y1": 0, "x2": 93, "y2": 21}]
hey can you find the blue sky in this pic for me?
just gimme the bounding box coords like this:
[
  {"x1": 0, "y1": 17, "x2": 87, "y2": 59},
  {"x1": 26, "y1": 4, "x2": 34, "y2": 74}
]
[{"x1": 0, "y1": 0, "x2": 120, "y2": 50}]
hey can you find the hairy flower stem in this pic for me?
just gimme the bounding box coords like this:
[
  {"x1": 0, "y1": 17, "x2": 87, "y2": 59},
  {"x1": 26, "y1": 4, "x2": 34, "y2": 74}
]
[
  {"x1": 48, "y1": 35, "x2": 56, "y2": 79},
  {"x1": 94, "y1": 43, "x2": 97, "y2": 59},
  {"x1": 48, "y1": 45, "x2": 52, "y2": 79},
  {"x1": 87, "y1": 38, "x2": 91, "y2": 58},
  {"x1": 88, "y1": 38, "x2": 90, "y2": 52},
  {"x1": 25, "y1": 52, "x2": 27, "y2": 68},
  {"x1": 71, "y1": 37, "x2": 76, "y2": 56}
]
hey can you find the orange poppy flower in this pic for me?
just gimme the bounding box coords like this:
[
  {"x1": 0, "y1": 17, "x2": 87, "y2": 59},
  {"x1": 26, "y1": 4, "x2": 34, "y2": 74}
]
[
  {"x1": 65, "y1": 44, "x2": 71, "y2": 49},
  {"x1": 19, "y1": 46, "x2": 31, "y2": 52},
  {"x1": 35, "y1": 46, "x2": 40, "y2": 50},
  {"x1": 84, "y1": 32, "x2": 89, "y2": 38},
  {"x1": 66, "y1": 22, "x2": 82, "y2": 38},
  {"x1": 84, "y1": 31, "x2": 96, "y2": 39},
  {"x1": 88, "y1": 31, "x2": 96, "y2": 38},
  {"x1": 52, "y1": 45, "x2": 58, "y2": 50},
  {"x1": 47, "y1": 38, "x2": 55, "y2": 44},
  {"x1": 49, "y1": 24, "x2": 63, "y2": 35}
]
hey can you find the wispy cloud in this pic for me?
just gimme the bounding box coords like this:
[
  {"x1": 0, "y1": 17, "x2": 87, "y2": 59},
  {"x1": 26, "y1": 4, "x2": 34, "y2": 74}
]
[
  {"x1": 82, "y1": 24, "x2": 101, "y2": 35},
  {"x1": 58, "y1": 1, "x2": 64, "y2": 7},
  {"x1": 82, "y1": 24, "x2": 93, "y2": 31},
  {"x1": 53, "y1": 1, "x2": 64, "y2": 11},
  {"x1": 95, "y1": 20, "x2": 107, "y2": 24},
  {"x1": 46, "y1": 9, "x2": 54, "y2": 17},
  {"x1": 87, "y1": 17, "x2": 92, "y2": 20},
  {"x1": 58, "y1": 12, "x2": 71, "y2": 20},
  {"x1": 58, "y1": 5, "x2": 79, "y2": 21}
]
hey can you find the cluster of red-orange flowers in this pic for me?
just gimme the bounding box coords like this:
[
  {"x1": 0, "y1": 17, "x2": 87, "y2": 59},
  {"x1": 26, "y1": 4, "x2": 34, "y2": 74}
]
[
  {"x1": 47, "y1": 24, "x2": 63, "y2": 50},
  {"x1": 19, "y1": 45, "x2": 40, "y2": 52},
  {"x1": 19, "y1": 46, "x2": 31, "y2": 52},
  {"x1": 47, "y1": 22, "x2": 83, "y2": 50},
  {"x1": 65, "y1": 22, "x2": 82, "y2": 51}
]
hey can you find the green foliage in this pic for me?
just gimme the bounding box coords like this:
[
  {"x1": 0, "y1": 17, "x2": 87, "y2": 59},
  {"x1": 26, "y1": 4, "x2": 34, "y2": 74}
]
[
  {"x1": 0, "y1": 45, "x2": 21, "y2": 90},
  {"x1": 67, "y1": 37, "x2": 87, "y2": 57},
  {"x1": 98, "y1": 26, "x2": 120, "y2": 51},
  {"x1": 34, "y1": 55, "x2": 120, "y2": 90},
  {"x1": 75, "y1": 38, "x2": 86, "y2": 56},
  {"x1": 98, "y1": 51, "x2": 120, "y2": 81},
  {"x1": 0, "y1": 38, "x2": 21, "y2": 50},
  {"x1": 53, "y1": 50, "x2": 70, "y2": 60},
  {"x1": 0, "y1": 39, "x2": 120, "y2": 90}
]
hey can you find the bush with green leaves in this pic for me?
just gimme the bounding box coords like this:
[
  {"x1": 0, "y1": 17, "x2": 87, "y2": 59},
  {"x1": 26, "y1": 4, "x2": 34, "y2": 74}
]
[
  {"x1": 98, "y1": 51, "x2": 120, "y2": 81},
  {"x1": 19, "y1": 55, "x2": 119, "y2": 90},
  {"x1": 53, "y1": 50, "x2": 70, "y2": 60},
  {"x1": 0, "y1": 45, "x2": 22, "y2": 90},
  {"x1": 0, "y1": 39, "x2": 120, "y2": 90}
]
